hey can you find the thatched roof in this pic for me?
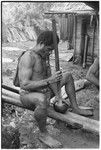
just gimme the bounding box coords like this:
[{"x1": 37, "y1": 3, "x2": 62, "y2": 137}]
[
  {"x1": 46, "y1": 2, "x2": 96, "y2": 15},
  {"x1": 84, "y1": 2, "x2": 99, "y2": 12}
]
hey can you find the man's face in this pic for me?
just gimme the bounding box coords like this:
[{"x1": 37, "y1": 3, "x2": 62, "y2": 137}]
[
  {"x1": 39, "y1": 44, "x2": 54, "y2": 58},
  {"x1": 45, "y1": 44, "x2": 55, "y2": 56}
]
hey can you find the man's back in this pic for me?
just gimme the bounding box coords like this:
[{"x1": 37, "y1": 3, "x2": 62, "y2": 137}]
[{"x1": 86, "y1": 57, "x2": 99, "y2": 88}]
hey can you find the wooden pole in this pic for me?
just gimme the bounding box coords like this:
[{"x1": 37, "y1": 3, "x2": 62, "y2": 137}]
[
  {"x1": 82, "y1": 35, "x2": 89, "y2": 68},
  {"x1": 73, "y1": 15, "x2": 76, "y2": 62},
  {"x1": 2, "y1": 89, "x2": 99, "y2": 134},
  {"x1": 52, "y1": 17, "x2": 60, "y2": 71},
  {"x1": 52, "y1": 16, "x2": 62, "y2": 100},
  {"x1": 91, "y1": 17, "x2": 96, "y2": 64}
]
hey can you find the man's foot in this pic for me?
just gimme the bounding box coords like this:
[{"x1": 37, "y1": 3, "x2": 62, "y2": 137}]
[
  {"x1": 39, "y1": 132, "x2": 62, "y2": 148},
  {"x1": 73, "y1": 107, "x2": 93, "y2": 116}
]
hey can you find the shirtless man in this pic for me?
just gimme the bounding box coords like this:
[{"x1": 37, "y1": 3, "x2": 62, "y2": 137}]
[
  {"x1": 86, "y1": 57, "x2": 99, "y2": 89},
  {"x1": 18, "y1": 31, "x2": 93, "y2": 147}
]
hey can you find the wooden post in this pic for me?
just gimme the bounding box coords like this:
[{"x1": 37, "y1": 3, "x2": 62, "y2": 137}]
[
  {"x1": 91, "y1": 16, "x2": 96, "y2": 64},
  {"x1": 73, "y1": 15, "x2": 77, "y2": 62},
  {"x1": 80, "y1": 17, "x2": 86, "y2": 64},
  {"x1": 82, "y1": 35, "x2": 89, "y2": 68},
  {"x1": 66, "y1": 14, "x2": 68, "y2": 50}
]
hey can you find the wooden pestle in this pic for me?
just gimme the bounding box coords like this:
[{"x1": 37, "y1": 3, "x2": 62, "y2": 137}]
[{"x1": 52, "y1": 17, "x2": 62, "y2": 104}]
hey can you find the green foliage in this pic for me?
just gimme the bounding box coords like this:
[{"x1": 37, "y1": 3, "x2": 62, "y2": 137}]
[{"x1": 2, "y1": 2, "x2": 54, "y2": 43}]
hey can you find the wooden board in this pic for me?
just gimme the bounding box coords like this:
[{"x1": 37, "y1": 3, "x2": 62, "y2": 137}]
[{"x1": 2, "y1": 89, "x2": 99, "y2": 134}]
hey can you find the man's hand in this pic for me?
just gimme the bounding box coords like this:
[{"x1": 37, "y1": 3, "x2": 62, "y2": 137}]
[{"x1": 48, "y1": 71, "x2": 62, "y2": 84}]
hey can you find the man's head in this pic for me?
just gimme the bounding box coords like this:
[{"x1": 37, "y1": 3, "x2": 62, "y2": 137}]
[
  {"x1": 37, "y1": 30, "x2": 59, "y2": 48},
  {"x1": 36, "y1": 31, "x2": 59, "y2": 58}
]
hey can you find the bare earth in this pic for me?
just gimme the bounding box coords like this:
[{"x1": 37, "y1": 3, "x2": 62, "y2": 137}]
[{"x1": 2, "y1": 41, "x2": 99, "y2": 148}]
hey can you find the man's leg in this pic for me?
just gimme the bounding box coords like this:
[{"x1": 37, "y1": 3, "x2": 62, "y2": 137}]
[
  {"x1": 50, "y1": 72, "x2": 93, "y2": 116},
  {"x1": 20, "y1": 91, "x2": 62, "y2": 148},
  {"x1": 20, "y1": 92, "x2": 48, "y2": 132},
  {"x1": 61, "y1": 72, "x2": 93, "y2": 116}
]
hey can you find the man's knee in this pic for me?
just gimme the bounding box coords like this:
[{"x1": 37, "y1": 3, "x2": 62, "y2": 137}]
[
  {"x1": 63, "y1": 72, "x2": 73, "y2": 83},
  {"x1": 38, "y1": 94, "x2": 47, "y2": 107},
  {"x1": 34, "y1": 94, "x2": 47, "y2": 123}
]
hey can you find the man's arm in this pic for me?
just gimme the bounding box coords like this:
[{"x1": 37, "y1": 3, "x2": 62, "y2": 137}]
[
  {"x1": 19, "y1": 51, "x2": 62, "y2": 91},
  {"x1": 19, "y1": 53, "x2": 49, "y2": 91},
  {"x1": 86, "y1": 58, "x2": 99, "y2": 87}
]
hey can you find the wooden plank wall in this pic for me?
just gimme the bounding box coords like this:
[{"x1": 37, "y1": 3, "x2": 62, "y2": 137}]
[
  {"x1": 74, "y1": 15, "x2": 99, "y2": 64},
  {"x1": 75, "y1": 16, "x2": 82, "y2": 54},
  {"x1": 60, "y1": 14, "x2": 74, "y2": 44},
  {"x1": 87, "y1": 21, "x2": 99, "y2": 57}
]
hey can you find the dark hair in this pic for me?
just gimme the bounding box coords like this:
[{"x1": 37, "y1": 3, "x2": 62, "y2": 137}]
[{"x1": 37, "y1": 31, "x2": 59, "y2": 46}]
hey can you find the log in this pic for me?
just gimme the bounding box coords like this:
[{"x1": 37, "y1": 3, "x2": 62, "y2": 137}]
[
  {"x1": 2, "y1": 89, "x2": 99, "y2": 134},
  {"x1": 2, "y1": 79, "x2": 90, "y2": 99},
  {"x1": 2, "y1": 84, "x2": 19, "y2": 94},
  {"x1": 48, "y1": 108, "x2": 99, "y2": 135},
  {"x1": 2, "y1": 94, "x2": 82, "y2": 129}
]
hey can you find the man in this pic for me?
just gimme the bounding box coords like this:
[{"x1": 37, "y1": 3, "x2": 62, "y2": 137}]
[
  {"x1": 85, "y1": 57, "x2": 99, "y2": 106},
  {"x1": 86, "y1": 57, "x2": 99, "y2": 89},
  {"x1": 18, "y1": 31, "x2": 93, "y2": 147}
]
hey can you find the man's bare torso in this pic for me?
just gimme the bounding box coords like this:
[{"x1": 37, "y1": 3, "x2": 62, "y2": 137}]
[{"x1": 18, "y1": 50, "x2": 51, "y2": 84}]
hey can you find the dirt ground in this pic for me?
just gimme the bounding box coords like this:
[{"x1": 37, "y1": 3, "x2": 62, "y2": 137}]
[{"x1": 2, "y1": 41, "x2": 99, "y2": 148}]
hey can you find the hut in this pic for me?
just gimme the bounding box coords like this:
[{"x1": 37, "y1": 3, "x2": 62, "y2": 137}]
[{"x1": 45, "y1": 2, "x2": 99, "y2": 67}]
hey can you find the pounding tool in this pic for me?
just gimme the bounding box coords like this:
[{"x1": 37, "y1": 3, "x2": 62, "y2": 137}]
[{"x1": 52, "y1": 17, "x2": 68, "y2": 113}]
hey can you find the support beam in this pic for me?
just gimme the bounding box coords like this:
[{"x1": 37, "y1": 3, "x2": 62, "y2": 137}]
[{"x1": 2, "y1": 89, "x2": 99, "y2": 135}]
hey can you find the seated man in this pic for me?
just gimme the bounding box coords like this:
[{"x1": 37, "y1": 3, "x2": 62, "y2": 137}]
[
  {"x1": 86, "y1": 57, "x2": 99, "y2": 105},
  {"x1": 16, "y1": 31, "x2": 93, "y2": 147},
  {"x1": 86, "y1": 57, "x2": 99, "y2": 89}
]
